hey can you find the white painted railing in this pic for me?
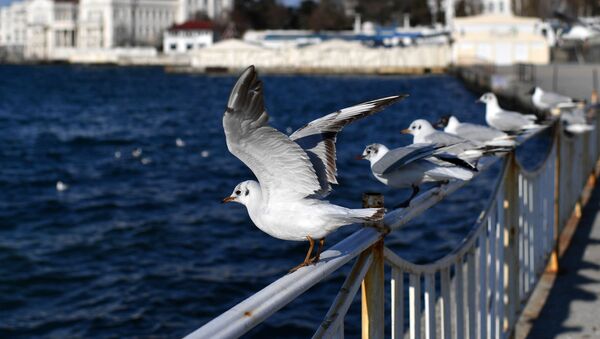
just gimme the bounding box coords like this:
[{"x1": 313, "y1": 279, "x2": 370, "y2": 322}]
[{"x1": 186, "y1": 115, "x2": 599, "y2": 339}]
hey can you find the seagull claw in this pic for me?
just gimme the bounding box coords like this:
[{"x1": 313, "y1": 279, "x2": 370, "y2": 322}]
[{"x1": 288, "y1": 259, "x2": 314, "y2": 273}]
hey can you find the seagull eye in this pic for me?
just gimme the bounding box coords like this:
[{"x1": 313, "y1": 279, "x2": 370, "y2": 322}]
[
  {"x1": 245, "y1": 189, "x2": 249, "y2": 196},
  {"x1": 235, "y1": 190, "x2": 241, "y2": 195},
  {"x1": 366, "y1": 150, "x2": 371, "y2": 154},
  {"x1": 418, "y1": 125, "x2": 421, "y2": 130}
]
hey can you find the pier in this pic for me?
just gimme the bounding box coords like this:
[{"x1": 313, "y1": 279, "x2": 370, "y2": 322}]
[{"x1": 185, "y1": 65, "x2": 600, "y2": 338}]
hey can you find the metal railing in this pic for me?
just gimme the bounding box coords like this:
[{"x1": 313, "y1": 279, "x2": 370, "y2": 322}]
[{"x1": 186, "y1": 115, "x2": 599, "y2": 339}]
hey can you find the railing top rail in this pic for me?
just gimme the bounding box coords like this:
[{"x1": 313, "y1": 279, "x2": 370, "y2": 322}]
[
  {"x1": 514, "y1": 122, "x2": 558, "y2": 178},
  {"x1": 185, "y1": 228, "x2": 381, "y2": 339}
]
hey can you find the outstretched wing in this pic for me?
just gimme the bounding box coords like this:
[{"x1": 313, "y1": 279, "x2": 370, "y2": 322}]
[
  {"x1": 372, "y1": 143, "x2": 441, "y2": 176},
  {"x1": 289, "y1": 95, "x2": 407, "y2": 196},
  {"x1": 223, "y1": 66, "x2": 322, "y2": 202}
]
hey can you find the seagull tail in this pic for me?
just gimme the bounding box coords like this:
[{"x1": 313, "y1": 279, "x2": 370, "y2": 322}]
[
  {"x1": 484, "y1": 138, "x2": 516, "y2": 148},
  {"x1": 566, "y1": 124, "x2": 595, "y2": 134},
  {"x1": 346, "y1": 208, "x2": 385, "y2": 223}
]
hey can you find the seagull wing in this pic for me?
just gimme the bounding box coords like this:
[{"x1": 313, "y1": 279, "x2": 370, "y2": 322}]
[
  {"x1": 455, "y1": 123, "x2": 507, "y2": 142},
  {"x1": 427, "y1": 131, "x2": 482, "y2": 154},
  {"x1": 372, "y1": 143, "x2": 440, "y2": 176},
  {"x1": 542, "y1": 91, "x2": 573, "y2": 108},
  {"x1": 290, "y1": 95, "x2": 407, "y2": 196},
  {"x1": 223, "y1": 66, "x2": 322, "y2": 202}
]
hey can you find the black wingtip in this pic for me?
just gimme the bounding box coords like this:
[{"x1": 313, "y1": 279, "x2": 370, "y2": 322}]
[{"x1": 227, "y1": 65, "x2": 261, "y2": 113}]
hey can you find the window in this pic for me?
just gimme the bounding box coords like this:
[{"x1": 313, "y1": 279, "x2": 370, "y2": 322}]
[
  {"x1": 170, "y1": 43, "x2": 177, "y2": 50},
  {"x1": 186, "y1": 43, "x2": 193, "y2": 50}
]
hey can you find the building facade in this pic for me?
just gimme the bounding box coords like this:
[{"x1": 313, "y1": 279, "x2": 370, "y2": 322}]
[
  {"x1": 163, "y1": 20, "x2": 212, "y2": 54},
  {"x1": 0, "y1": 0, "x2": 230, "y2": 60}
]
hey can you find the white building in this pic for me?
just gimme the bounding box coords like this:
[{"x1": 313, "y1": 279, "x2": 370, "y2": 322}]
[
  {"x1": 0, "y1": 0, "x2": 231, "y2": 60},
  {"x1": 163, "y1": 20, "x2": 212, "y2": 54},
  {"x1": 481, "y1": 0, "x2": 511, "y2": 15},
  {"x1": 0, "y1": 1, "x2": 27, "y2": 48},
  {"x1": 452, "y1": 14, "x2": 550, "y2": 65},
  {"x1": 77, "y1": 0, "x2": 179, "y2": 49},
  {"x1": 24, "y1": 0, "x2": 78, "y2": 60},
  {"x1": 177, "y1": 0, "x2": 232, "y2": 23}
]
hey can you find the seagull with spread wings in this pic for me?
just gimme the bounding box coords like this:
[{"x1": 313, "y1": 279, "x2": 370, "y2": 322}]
[
  {"x1": 359, "y1": 143, "x2": 477, "y2": 208},
  {"x1": 221, "y1": 66, "x2": 407, "y2": 271}
]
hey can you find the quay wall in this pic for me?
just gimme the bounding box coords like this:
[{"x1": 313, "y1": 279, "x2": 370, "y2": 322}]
[{"x1": 186, "y1": 41, "x2": 451, "y2": 75}]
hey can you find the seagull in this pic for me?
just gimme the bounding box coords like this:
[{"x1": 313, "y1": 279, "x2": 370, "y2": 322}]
[
  {"x1": 359, "y1": 143, "x2": 476, "y2": 207},
  {"x1": 401, "y1": 119, "x2": 488, "y2": 163},
  {"x1": 528, "y1": 87, "x2": 575, "y2": 111},
  {"x1": 435, "y1": 115, "x2": 515, "y2": 147},
  {"x1": 56, "y1": 181, "x2": 69, "y2": 192},
  {"x1": 132, "y1": 147, "x2": 143, "y2": 158},
  {"x1": 175, "y1": 138, "x2": 186, "y2": 147},
  {"x1": 221, "y1": 66, "x2": 407, "y2": 272},
  {"x1": 478, "y1": 92, "x2": 540, "y2": 132},
  {"x1": 561, "y1": 106, "x2": 595, "y2": 134}
]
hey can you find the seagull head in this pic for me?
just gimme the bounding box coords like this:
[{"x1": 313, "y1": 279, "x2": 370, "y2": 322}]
[
  {"x1": 477, "y1": 92, "x2": 497, "y2": 105},
  {"x1": 434, "y1": 115, "x2": 451, "y2": 129},
  {"x1": 223, "y1": 180, "x2": 260, "y2": 206},
  {"x1": 359, "y1": 143, "x2": 388, "y2": 163},
  {"x1": 526, "y1": 87, "x2": 540, "y2": 95},
  {"x1": 401, "y1": 119, "x2": 436, "y2": 142}
]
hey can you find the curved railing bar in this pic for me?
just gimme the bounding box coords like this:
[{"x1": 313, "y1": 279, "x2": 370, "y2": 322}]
[
  {"x1": 382, "y1": 156, "x2": 510, "y2": 274},
  {"x1": 515, "y1": 121, "x2": 558, "y2": 177}
]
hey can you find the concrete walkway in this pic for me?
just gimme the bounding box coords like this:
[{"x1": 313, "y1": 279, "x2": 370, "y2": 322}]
[{"x1": 526, "y1": 182, "x2": 600, "y2": 338}]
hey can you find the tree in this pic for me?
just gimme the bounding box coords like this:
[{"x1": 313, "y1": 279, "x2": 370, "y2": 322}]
[{"x1": 308, "y1": 0, "x2": 351, "y2": 31}]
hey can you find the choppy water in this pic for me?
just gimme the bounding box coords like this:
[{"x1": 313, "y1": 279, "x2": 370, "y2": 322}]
[{"x1": 0, "y1": 65, "x2": 526, "y2": 338}]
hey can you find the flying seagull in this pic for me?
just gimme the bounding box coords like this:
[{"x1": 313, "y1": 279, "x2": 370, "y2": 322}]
[
  {"x1": 478, "y1": 92, "x2": 540, "y2": 132},
  {"x1": 359, "y1": 143, "x2": 476, "y2": 208},
  {"x1": 221, "y1": 66, "x2": 407, "y2": 272}
]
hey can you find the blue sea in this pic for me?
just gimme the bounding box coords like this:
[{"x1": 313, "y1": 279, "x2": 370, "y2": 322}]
[{"x1": 0, "y1": 65, "x2": 532, "y2": 338}]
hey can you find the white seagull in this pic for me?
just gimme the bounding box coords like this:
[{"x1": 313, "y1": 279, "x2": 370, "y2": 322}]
[
  {"x1": 435, "y1": 115, "x2": 515, "y2": 147},
  {"x1": 221, "y1": 66, "x2": 407, "y2": 271},
  {"x1": 478, "y1": 92, "x2": 540, "y2": 132},
  {"x1": 359, "y1": 143, "x2": 476, "y2": 207},
  {"x1": 401, "y1": 119, "x2": 488, "y2": 163},
  {"x1": 529, "y1": 87, "x2": 575, "y2": 111},
  {"x1": 561, "y1": 106, "x2": 595, "y2": 134}
]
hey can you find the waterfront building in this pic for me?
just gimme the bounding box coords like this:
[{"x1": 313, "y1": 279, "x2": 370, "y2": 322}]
[
  {"x1": 177, "y1": 0, "x2": 232, "y2": 23},
  {"x1": 0, "y1": 1, "x2": 27, "y2": 57},
  {"x1": 77, "y1": 0, "x2": 179, "y2": 49},
  {"x1": 0, "y1": 0, "x2": 231, "y2": 60},
  {"x1": 452, "y1": 13, "x2": 550, "y2": 65},
  {"x1": 25, "y1": 0, "x2": 78, "y2": 60},
  {"x1": 163, "y1": 20, "x2": 212, "y2": 54}
]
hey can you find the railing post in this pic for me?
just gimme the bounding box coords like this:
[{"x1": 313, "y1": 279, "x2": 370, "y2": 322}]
[
  {"x1": 361, "y1": 193, "x2": 385, "y2": 339},
  {"x1": 503, "y1": 154, "x2": 520, "y2": 337},
  {"x1": 548, "y1": 124, "x2": 561, "y2": 273}
]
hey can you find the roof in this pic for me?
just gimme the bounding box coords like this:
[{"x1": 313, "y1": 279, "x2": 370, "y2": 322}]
[{"x1": 169, "y1": 21, "x2": 213, "y2": 31}]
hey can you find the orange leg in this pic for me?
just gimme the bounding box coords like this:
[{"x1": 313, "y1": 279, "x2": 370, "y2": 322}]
[
  {"x1": 289, "y1": 236, "x2": 316, "y2": 273},
  {"x1": 311, "y1": 238, "x2": 325, "y2": 263}
]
